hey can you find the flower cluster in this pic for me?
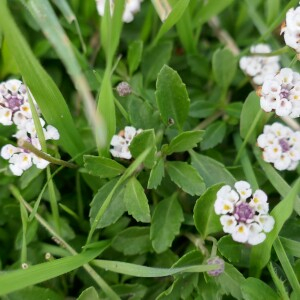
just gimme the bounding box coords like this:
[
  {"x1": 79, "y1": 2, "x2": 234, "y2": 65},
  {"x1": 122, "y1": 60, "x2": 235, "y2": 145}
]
[
  {"x1": 110, "y1": 126, "x2": 142, "y2": 159},
  {"x1": 282, "y1": 6, "x2": 300, "y2": 53},
  {"x1": 257, "y1": 122, "x2": 300, "y2": 171},
  {"x1": 95, "y1": 0, "x2": 143, "y2": 23},
  {"x1": 259, "y1": 68, "x2": 300, "y2": 118},
  {"x1": 0, "y1": 79, "x2": 60, "y2": 176},
  {"x1": 214, "y1": 181, "x2": 275, "y2": 245},
  {"x1": 239, "y1": 44, "x2": 280, "y2": 85}
]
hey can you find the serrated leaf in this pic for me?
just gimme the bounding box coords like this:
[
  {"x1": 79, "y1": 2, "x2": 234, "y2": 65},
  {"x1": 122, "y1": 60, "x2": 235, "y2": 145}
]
[
  {"x1": 155, "y1": 65, "x2": 190, "y2": 131},
  {"x1": 241, "y1": 278, "x2": 280, "y2": 300},
  {"x1": 190, "y1": 150, "x2": 236, "y2": 187},
  {"x1": 129, "y1": 129, "x2": 156, "y2": 168},
  {"x1": 127, "y1": 40, "x2": 143, "y2": 75},
  {"x1": 216, "y1": 263, "x2": 245, "y2": 300},
  {"x1": 124, "y1": 177, "x2": 151, "y2": 223},
  {"x1": 212, "y1": 48, "x2": 237, "y2": 88},
  {"x1": 166, "y1": 130, "x2": 204, "y2": 155},
  {"x1": 193, "y1": 183, "x2": 223, "y2": 238},
  {"x1": 90, "y1": 179, "x2": 126, "y2": 229},
  {"x1": 201, "y1": 121, "x2": 226, "y2": 150},
  {"x1": 150, "y1": 194, "x2": 184, "y2": 253},
  {"x1": 166, "y1": 161, "x2": 205, "y2": 196},
  {"x1": 83, "y1": 155, "x2": 125, "y2": 178},
  {"x1": 147, "y1": 157, "x2": 165, "y2": 189},
  {"x1": 112, "y1": 227, "x2": 152, "y2": 255}
]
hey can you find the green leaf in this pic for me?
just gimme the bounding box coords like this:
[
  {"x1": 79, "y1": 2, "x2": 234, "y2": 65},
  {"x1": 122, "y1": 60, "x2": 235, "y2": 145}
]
[
  {"x1": 129, "y1": 129, "x2": 156, "y2": 168},
  {"x1": 216, "y1": 263, "x2": 245, "y2": 300},
  {"x1": 196, "y1": 0, "x2": 234, "y2": 25},
  {"x1": 218, "y1": 236, "x2": 251, "y2": 266},
  {"x1": 147, "y1": 157, "x2": 165, "y2": 189},
  {"x1": 111, "y1": 227, "x2": 152, "y2": 255},
  {"x1": 212, "y1": 48, "x2": 237, "y2": 89},
  {"x1": 127, "y1": 40, "x2": 143, "y2": 75},
  {"x1": 189, "y1": 100, "x2": 216, "y2": 118},
  {"x1": 155, "y1": 65, "x2": 190, "y2": 131},
  {"x1": 280, "y1": 237, "x2": 300, "y2": 258},
  {"x1": 150, "y1": 194, "x2": 184, "y2": 253},
  {"x1": 142, "y1": 41, "x2": 173, "y2": 85},
  {"x1": 89, "y1": 179, "x2": 126, "y2": 229},
  {"x1": 7, "y1": 286, "x2": 64, "y2": 300},
  {"x1": 250, "y1": 178, "x2": 300, "y2": 276},
  {"x1": 77, "y1": 287, "x2": 100, "y2": 300},
  {"x1": 241, "y1": 278, "x2": 280, "y2": 300},
  {"x1": 240, "y1": 92, "x2": 263, "y2": 141},
  {"x1": 0, "y1": 246, "x2": 108, "y2": 296},
  {"x1": 166, "y1": 130, "x2": 205, "y2": 155},
  {"x1": 152, "y1": 0, "x2": 190, "y2": 46},
  {"x1": 190, "y1": 150, "x2": 236, "y2": 187},
  {"x1": 193, "y1": 183, "x2": 223, "y2": 238},
  {"x1": 166, "y1": 161, "x2": 206, "y2": 196},
  {"x1": 83, "y1": 155, "x2": 125, "y2": 178},
  {"x1": 200, "y1": 121, "x2": 226, "y2": 150},
  {"x1": 0, "y1": 1, "x2": 85, "y2": 160},
  {"x1": 124, "y1": 177, "x2": 151, "y2": 223}
]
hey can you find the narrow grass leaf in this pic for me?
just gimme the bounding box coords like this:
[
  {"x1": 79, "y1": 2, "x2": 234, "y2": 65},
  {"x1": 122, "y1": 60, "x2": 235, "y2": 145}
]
[
  {"x1": 0, "y1": 248, "x2": 105, "y2": 296},
  {"x1": 250, "y1": 178, "x2": 300, "y2": 276},
  {"x1": 84, "y1": 155, "x2": 126, "y2": 178},
  {"x1": 0, "y1": 1, "x2": 85, "y2": 159},
  {"x1": 124, "y1": 177, "x2": 151, "y2": 223},
  {"x1": 280, "y1": 237, "x2": 300, "y2": 258},
  {"x1": 166, "y1": 130, "x2": 204, "y2": 155},
  {"x1": 150, "y1": 194, "x2": 184, "y2": 253},
  {"x1": 152, "y1": 0, "x2": 190, "y2": 46},
  {"x1": 193, "y1": 183, "x2": 224, "y2": 238},
  {"x1": 156, "y1": 65, "x2": 190, "y2": 131},
  {"x1": 166, "y1": 161, "x2": 205, "y2": 196},
  {"x1": 92, "y1": 259, "x2": 219, "y2": 277}
]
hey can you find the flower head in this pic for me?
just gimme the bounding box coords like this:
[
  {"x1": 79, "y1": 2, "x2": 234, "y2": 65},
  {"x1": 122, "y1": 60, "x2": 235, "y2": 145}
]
[
  {"x1": 95, "y1": 0, "x2": 143, "y2": 23},
  {"x1": 282, "y1": 6, "x2": 300, "y2": 53},
  {"x1": 257, "y1": 122, "x2": 300, "y2": 171},
  {"x1": 259, "y1": 68, "x2": 300, "y2": 118},
  {"x1": 215, "y1": 181, "x2": 275, "y2": 245},
  {"x1": 110, "y1": 126, "x2": 142, "y2": 159},
  {"x1": 206, "y1": 256, "x2": 225, "y2": 277},
  {"x1": 239, "y1": 44, "x2": 280, "y2": 85}
]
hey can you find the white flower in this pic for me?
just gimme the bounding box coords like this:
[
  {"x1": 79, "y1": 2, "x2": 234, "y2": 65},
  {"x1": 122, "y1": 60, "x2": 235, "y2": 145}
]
[
  {"x1": 1, "y1": 144, "x2": 19, "y2": 159},
  {"x1": 283, "y1": 6, "x2": 300, "y2": 53},
  {"x1": 95, "y1": 0, "x2": 143, "y2": 23},
  {"x1": 239, "y1": 44, "x2": 280, "y2": 85},
  {"x1": 110, "y1": 126, "x2": 142, "y2": 160},
  {"x1": 215, "y1": 181, "x2": 275, "y2": 245},
  {"x1": 259, "y1": 68, "x2": 300, "y2": 118},
  {"x1": 257, "y1": 122, "x2": 300, "y2": 171}
]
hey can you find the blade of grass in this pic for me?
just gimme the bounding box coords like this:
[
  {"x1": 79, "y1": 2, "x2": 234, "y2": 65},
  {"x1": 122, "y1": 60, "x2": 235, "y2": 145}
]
[
  {"x1": 25, "y1": 0, "x2": 106, "y2": 150},
  {"x1": 250, "y1": 178, "x2": 300, "y2": 277},
  {"x1": 20, "y1": 202, "x2": 28, "y2": 266},
  {"x1": 9, "y1": 185, "x2": 120, "y2": 300},
  {"x1": 0, "y1": 0, "x2": 85, "y2": 161},
  {"x1": 92, "y1": 259, "x2": 219, "y2": 277},
  {"x1": 273, "y1": 238, "x2": 300, "y2": 296}
]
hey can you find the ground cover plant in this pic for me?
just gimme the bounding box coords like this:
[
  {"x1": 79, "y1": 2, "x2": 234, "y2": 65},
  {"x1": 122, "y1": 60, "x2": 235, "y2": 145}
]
[{"x1": 0, "y1": 0, "x2": 300, "y2": 299}]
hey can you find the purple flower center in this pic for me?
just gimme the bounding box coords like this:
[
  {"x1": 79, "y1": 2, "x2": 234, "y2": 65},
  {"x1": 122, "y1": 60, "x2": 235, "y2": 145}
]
[
  {"x1": 280, "y1": 88, "x2": 290, "y2": 99},
  {"x1": 279, "y1": 138, "x2": 290, "y2": 152},
  {"x1": 234, "y1": 202, "x2": 254, "y2": 222},
  {"x1": 6, "y1": 96, "x2": 23, "y2": 112}
]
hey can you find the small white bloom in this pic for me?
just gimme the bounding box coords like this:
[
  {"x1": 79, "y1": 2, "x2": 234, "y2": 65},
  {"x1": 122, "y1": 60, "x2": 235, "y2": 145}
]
[
  {"x1": 32, "y1": 155, "x2": 50, "y2": 169},
  {"x1": 239, "y1": 44, "x2": 280, "y2": 85},
  {"x1": 254, "y1": 215, "x2": 275, "y2": 233},
  {"x1": 0, "y1": 107, "x2": 13, "y2": 125},
  {"x1": 260, "y1": 68, "x2": 300, "y2": 118},
  {"x1": 257, "y1": 122, "x2": 300, "y2": 171},
  {"x1": 234, "y1": 181, "x2": 252, "y2": 199},
  {"x1": 232, "y1": 224, "x2": 249, "y2": 243},
  {"x1": 247, "y1": 223, "x2": 266, "y2": 245},
  {"x1": 283, "y1": 7, "x2": 300, "y2": 53},
  {"x1": 214, "y1": 198, "x2": 234, "y2": 215},
  {"x1": 220, "y1": 215, "x2": 237, "y2": 233},
  {"x1": 1, "y1": 144, "x2": 19, "y2": 159},
  {"x1": 44, "y1": 125, "x2": 60, "y2": 140}
]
